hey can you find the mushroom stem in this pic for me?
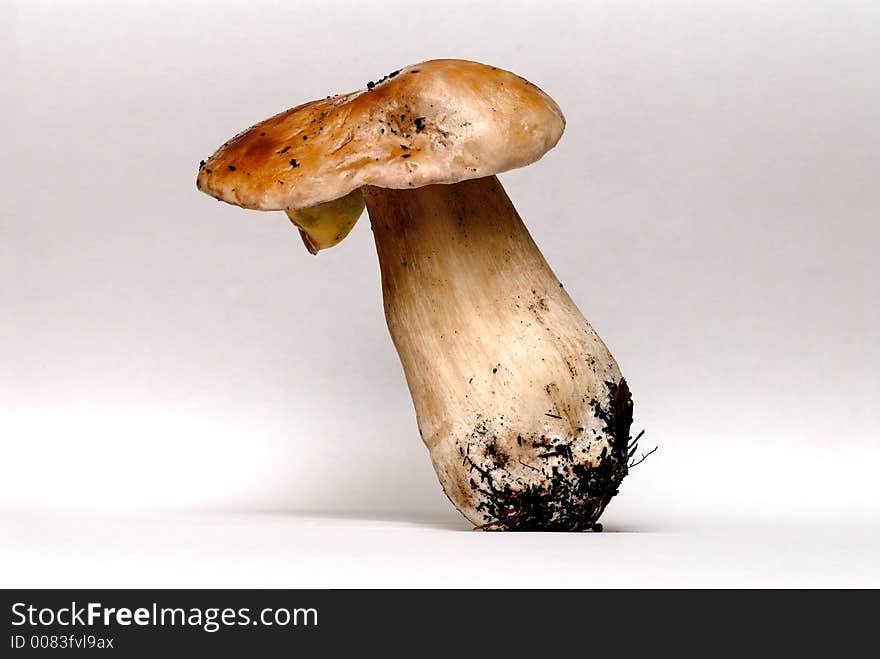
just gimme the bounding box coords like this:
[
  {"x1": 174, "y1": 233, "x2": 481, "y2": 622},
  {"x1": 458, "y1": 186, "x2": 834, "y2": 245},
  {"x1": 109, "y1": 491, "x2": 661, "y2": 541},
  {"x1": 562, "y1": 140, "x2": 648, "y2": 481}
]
[{"x1": 364, "y1": 176, "x2": 633, "y2": 531}]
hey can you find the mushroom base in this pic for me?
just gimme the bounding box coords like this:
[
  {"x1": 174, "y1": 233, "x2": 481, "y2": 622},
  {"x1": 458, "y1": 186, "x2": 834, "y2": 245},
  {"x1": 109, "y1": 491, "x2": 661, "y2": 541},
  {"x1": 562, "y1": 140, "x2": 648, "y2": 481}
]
[{"x1": 465, "y1": 379, "x2": 633, "y2": 531}]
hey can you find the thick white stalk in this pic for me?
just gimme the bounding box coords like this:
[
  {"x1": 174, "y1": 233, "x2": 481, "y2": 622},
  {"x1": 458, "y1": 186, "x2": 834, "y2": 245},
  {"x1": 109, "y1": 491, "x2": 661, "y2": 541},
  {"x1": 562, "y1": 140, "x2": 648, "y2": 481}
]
[{"x1": 364, "y1": 176, "x2": 632, "y2": 530}]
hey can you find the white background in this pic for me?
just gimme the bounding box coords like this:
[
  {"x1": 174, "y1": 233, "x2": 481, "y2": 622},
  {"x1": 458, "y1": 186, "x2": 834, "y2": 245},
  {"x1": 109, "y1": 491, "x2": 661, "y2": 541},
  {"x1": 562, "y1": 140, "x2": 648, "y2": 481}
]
[{"x1": 3, "y1": 0, "x2": 878, "y2": 587}]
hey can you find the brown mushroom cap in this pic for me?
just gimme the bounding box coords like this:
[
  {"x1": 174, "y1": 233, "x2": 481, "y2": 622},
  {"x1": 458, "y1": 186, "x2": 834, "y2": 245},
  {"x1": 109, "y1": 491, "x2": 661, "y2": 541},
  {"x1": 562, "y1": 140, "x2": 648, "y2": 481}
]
[{"x1": 196, "y1": 59, "x2": 565, "y2": 211}]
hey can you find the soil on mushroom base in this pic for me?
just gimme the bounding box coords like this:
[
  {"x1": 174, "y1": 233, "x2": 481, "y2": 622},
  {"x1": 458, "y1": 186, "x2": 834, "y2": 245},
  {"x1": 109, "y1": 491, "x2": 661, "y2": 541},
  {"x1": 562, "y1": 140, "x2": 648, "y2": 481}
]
[{"x1": 462, "y1": 378, "x2": 635, "y2": 532}]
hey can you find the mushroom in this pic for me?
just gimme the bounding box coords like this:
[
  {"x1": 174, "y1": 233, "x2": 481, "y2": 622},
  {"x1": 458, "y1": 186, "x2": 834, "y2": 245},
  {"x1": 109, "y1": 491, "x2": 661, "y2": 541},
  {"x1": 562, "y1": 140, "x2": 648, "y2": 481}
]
[{"x1": 197, "y1": 59, "x2": 637, "y2": 531}]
